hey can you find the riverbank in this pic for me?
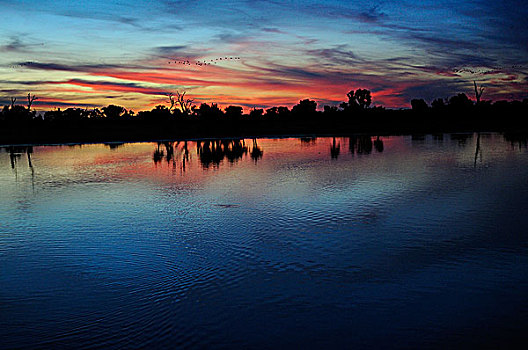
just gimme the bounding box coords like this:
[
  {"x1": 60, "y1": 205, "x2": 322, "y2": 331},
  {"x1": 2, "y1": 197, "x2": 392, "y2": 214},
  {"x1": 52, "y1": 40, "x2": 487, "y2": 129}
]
[{"x1": 2, "y1": 117, "x2": 527, "y2": 146}]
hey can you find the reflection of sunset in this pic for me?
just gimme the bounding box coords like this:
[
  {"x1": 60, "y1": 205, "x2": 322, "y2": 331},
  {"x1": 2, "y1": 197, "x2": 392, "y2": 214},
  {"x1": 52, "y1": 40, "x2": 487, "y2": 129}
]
[
  {"x1": 2, "y1": 134, "x2": 528, "y2": 349},
  {"x1": 3, "y1": 135, "x2": 519, "y2": 190}
]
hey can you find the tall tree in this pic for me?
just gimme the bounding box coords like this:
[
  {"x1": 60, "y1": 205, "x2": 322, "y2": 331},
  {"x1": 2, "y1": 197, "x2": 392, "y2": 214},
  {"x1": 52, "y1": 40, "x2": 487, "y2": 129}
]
[
  {"x1": 175, "y1": 91, "x2": 194, "y2": 115},
  {"x1": 345, "y1": 89, "x2": 372, "y2": 110},
  {"x1": 474, "y1": 81, "x2": 484, "y2": 104},
  {"x1": 27, "y1": 93, "x2": 37, "y2": 112}
]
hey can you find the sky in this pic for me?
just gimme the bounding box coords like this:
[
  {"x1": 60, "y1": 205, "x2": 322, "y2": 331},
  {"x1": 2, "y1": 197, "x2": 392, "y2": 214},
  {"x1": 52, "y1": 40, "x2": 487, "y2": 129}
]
[{"x1": 1, "y1": 0, "x2": 527, "y2": 111}]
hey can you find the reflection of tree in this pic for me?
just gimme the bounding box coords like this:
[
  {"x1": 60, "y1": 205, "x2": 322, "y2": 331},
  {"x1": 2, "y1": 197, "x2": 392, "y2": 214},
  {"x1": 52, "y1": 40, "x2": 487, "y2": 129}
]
[
  {"x1": 3, "y1": 146, "x2": 34, "y2": 186},
  {"x1": 197, "y1": 141, "x2": 224, "y2": 167},
  {"x1": 152, "y1": 141, "x2": 192, "y2": 172},
  {"x1": 330, "y1": 137, "x2": 340, "y2": 159},
  {"x1": 473, "y1": 133, "x2": 482, "y2": 167},
  {"x1": 411, "y1": 134, "x2": 425, "y2": 142},
  {"x1": 104, "y1": 142, "x2": 124, "y2": 150},
  {"x1": 349, "y1": 135, "x2": 373, "y2": 155},
  {"x1": 226, "y1": 140, "x2": 248, "y2": 163},
  {"x1": 3, "y1": 146, "x2": 33, "y2": 170},
  {"x1": 181, "y1": 141, "x2": 190, "y2": 171},
  {"x1": 196, "y1": 139, "x2": 248, "y2": 168},
  {"x1": 164, "y1": 142, "x2": 174, "y2": 163},
  {"x1": 450, "y1": 133, "x2": 473, "y2": 146},
  {"x1": 373, "y1": 136, "x2": 384, "y2": 153},
  {"x1": 153, "y1": 143, "x2": 165, "y2": 164},
  {"x1": 300, "y1": 137, "x2": 317, "y2": 145},
  {"x1": 503, "y1": 133, "x2": 528, "y2": 150},
  {"x1": 250, "y1": 139, "x2": 263, "y2": 162}
]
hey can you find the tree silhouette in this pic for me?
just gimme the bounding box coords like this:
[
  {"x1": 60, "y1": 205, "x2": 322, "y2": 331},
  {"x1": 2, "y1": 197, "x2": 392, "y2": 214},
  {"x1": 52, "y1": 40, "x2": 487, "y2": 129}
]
[
  {"x1": 431, "y1": 98, "x2": 446, "y2": 110},
  {"x1": 175, "y1": 91, "x2": 193, "y2": 115},
  {"x1": 292, "y1": 99, "x2": 317, "y2": 118},
  {"x1": 448, "y1": 93, "x2": 473, "y2": 110},
  {"x1": 3, "y1": 87, "x2": 528, "y2": 145},
  {"x1": 474, "y1": 81, "x2": 484, "y2": 104},
  {"x1": 265, "y1": 107, "x2": 278, "y2": 119},
  {"x1": 249, "y1": 108, "x2": 264, "y2": 120},
  {"x1": 348, "y1": 89, "x2": 372, "y2": 110},
  {"x1": 102, "y1": 105, "x2": 126, "y2": 119},
  {"x1": 225, "y1": 105, "x2": 243, "y2": 122},
  {"x1": 149, "y1": 105, "x2": 172, "y2": 121},
  {"x1": 411, "y1": 99, "x2": 428, "y2": 112},
  {"x1": 277, "y1": 106, "x2": 290, "y2": 118},
  {"x1": 195, "y1": 103, "x2": 223, "y2": 121},
  {"x1": 27, "y1": 93, "x2": 37, "y2": 112},
  {"x1": 324, "y1": 105, "x2": 338, "y2": 116},
  {"x1": 167, "y1": 93, "x2": 176, "y2": 112}
]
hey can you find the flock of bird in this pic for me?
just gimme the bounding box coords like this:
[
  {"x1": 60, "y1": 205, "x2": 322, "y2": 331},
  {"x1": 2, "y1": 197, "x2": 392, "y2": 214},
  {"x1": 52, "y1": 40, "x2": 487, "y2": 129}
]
[{"x1": 168, "y1": 57, "x2": 242, "y2": 66}]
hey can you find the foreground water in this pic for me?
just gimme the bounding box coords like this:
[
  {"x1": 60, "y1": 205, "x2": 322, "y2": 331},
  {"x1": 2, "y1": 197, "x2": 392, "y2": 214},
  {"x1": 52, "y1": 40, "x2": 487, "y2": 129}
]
[{"x1": 1, "y1": 134, "x2": 527, "y2": 349}]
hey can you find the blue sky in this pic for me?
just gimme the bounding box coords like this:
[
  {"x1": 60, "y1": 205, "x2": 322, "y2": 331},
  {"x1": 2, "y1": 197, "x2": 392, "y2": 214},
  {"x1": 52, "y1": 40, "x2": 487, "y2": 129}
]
[{"x1": 1, "y1": 0, "x2": 526, "y2": 109}]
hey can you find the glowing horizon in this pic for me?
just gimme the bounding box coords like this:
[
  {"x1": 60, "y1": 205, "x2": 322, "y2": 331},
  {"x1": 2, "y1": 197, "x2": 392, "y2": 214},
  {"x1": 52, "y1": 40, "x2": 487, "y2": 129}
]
[{"x1": 1, "y1": 0, "x2": 527, "y2": 111}]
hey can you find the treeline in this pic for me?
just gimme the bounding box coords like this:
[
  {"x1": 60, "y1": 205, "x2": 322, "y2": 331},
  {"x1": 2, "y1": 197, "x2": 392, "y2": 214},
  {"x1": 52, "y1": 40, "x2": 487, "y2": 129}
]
[
  {"x1": 1, "y1": 89, "x2": 527, "y2": 144},
  {"x1": 0, "y1": 89, "x2": 376, "y2": 125}
]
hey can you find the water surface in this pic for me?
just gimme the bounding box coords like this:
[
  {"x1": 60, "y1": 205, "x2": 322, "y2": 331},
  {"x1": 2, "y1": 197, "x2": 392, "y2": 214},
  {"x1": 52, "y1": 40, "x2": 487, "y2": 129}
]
[{"x1": 1, "y1": 134, "x2": 528, "y2": 349}]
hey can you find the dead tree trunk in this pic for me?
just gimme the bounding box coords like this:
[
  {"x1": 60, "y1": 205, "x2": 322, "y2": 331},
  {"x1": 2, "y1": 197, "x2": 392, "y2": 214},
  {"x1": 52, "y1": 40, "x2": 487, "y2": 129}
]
[
  {"x1": 167, "y1": 93, "x2": 175, "y2": 112},
  {"x1": 27, "y1": 93, "x2": 37, "y2": 111},
  {"x1": 176, "y1": 91, "x2": 193, "y2": 115},
  {"x1": 474, "y1": 81, "x2": 484, "y2": 104}
]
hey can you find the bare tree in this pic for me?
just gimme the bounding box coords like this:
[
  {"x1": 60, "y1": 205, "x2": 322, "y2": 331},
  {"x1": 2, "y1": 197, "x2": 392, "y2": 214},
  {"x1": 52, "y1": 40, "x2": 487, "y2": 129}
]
[
  {"x1": 175, "y1": 91, "x2": 194, "y2": 115},
  {"x1": 10, "y1": 97, "x2": 16, "y2": 109},
  {"x1": 27, "y1": 93, "x2": 37, "y2": 111},
  {"x1": 167, "y1": 93, "x2": 175, "y2": 112},
  {"x1": 474, "y1": 81, "x2": 484, "y2": 104}
]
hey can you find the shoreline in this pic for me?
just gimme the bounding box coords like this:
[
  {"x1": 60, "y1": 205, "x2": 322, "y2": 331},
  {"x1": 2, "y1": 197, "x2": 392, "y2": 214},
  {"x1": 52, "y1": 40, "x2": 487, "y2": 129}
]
[
  {"x1": 2, "y1": 120, "x2": 527, "y2": 147},
  {"x1": 0, "y1": 128, "x2": 522, "y2": 148}
]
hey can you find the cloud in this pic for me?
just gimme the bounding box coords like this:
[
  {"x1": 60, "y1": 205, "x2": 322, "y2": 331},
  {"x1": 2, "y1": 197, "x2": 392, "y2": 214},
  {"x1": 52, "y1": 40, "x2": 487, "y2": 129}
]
[
  {"x1": 34, "y1": 99, "x2": 100, "y2": 108},
  {"x1": 154, "y1": 45, "x2": 189, "y2": 55},
  {"x1": 305, "y1": 45, "x2": 361, "y2": 66},
  {"x1": 52, "y1": 79, "x2": 168, "y2": 96},
  {"x1": 357, "y1": 6, "x2": 387, "y2": 23},
  {"x1": 214, "y1": 32, "x2": 252, "y2": 44},
  {"x1": 261, "y1": 27, "x2": 286, "y2": 34},
  {"x1": 459, "y1": 0, "x2": 528, "y2": 53},
  {"x1": 1, "y1": 0, "x2": 526, "y2": 110},
  {"x1": 1, "y1": 37, "x2": 27, "y2": 52},
  {"x1": 0, "y1": 36, "x2": 43, "y2": 53},
  {"x1": 9, "y1": 61, "x2": 149, "y2": 73},
  {"x1": 401, "y1": 80, "x2": 468, "y2": 103},
  {"x1": 306, "y1": 3, "x2": 386, "y2": 23}
]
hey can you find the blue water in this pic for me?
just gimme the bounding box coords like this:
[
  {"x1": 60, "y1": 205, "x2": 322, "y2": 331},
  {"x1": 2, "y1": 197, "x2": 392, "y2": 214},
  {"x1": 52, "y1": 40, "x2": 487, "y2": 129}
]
[{"x1": 1, "y1": 134, "x2": 527, "y2": 349}]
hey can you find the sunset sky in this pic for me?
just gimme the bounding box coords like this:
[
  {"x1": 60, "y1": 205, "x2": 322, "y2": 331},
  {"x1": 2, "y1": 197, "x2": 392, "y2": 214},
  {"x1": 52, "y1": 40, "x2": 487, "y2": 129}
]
[{"x1": 1, "y1": 0, "x2": 527, "y2": 111}]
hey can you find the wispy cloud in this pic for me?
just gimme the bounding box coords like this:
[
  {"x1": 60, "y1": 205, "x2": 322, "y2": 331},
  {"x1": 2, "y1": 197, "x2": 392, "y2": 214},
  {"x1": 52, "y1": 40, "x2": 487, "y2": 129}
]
[{"x1": 1, "y1": 0, "x2": 526, "y2": 110}]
